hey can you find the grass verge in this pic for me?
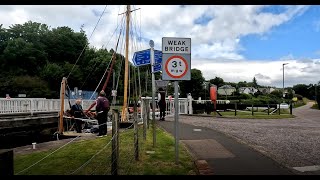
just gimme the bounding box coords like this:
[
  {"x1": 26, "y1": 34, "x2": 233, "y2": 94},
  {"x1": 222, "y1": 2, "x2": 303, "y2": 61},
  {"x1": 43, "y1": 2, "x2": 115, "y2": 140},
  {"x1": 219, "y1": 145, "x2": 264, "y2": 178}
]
[
  {"x1": 14, "y1": 126, "x2": 196, "y2": 175},
  {"x1": 210, "y1": 111, "x2": 294, "y2": 119}
]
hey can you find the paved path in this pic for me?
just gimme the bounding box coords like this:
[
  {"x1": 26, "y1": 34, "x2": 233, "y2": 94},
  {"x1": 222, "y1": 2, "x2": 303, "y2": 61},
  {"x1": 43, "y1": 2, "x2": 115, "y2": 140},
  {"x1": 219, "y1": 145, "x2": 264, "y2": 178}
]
[
  {"x1": 157, "y1": 119, "x2": 293, "y2": 175},
  {"x1": 293, "y1": 102, "x2": 319, "y2": 122},
  {"x1": 157, "y1": 102, "x2": 320, "y2": 175}
]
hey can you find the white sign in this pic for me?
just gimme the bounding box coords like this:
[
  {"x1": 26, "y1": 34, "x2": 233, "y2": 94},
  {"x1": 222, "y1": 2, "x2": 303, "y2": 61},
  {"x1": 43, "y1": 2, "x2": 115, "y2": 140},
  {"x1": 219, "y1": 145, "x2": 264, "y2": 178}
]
[
  {"x1": 162, "y1": 37, "x2": 191, "y2": 54},
  {"x1": 162, "y1": 37, "x2": 191, "y2": 81}
]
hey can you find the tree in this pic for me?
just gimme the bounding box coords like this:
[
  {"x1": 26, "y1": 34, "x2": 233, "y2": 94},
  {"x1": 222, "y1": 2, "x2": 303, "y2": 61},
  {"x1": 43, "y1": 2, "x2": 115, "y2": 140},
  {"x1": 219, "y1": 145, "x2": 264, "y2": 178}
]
[
  {"x1": 209, "y1": 76, "x2": 225, "y2": 88},
  {"x1": 6, "y1": 76, "x2": 51, "y2": 98},
  {"x1": 238, "y1": 81, "x2": 248, "y2": 88},
  {"x1": 3, "y1": 38, "x2": 47, "y2": 76},
  {"x1": 293, "y1": 84, "x2": 310, "y2": 99},
  {"x1": 270, "y1": 90, "x2": 282, "y2": 98},
  {"x1": 179, "y1": 69, "x2": 205, "y2": 99},
  {"x1": 252, "y1": 77, "x2": 258, "y2": 88},
  {"x1": 44, "y1": 26, "x2": 87, "y2": 64}
]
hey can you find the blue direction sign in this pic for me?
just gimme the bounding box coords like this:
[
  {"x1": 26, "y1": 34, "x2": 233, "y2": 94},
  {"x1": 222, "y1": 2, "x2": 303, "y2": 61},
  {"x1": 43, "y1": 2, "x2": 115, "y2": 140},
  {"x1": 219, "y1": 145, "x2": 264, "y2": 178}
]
[
  {"x1": 132, "y1": 49, "x2": 150, "y2": 66},
  {"x1": 153, "y1": 63, "x2": 162, "y2": 72},
  {"x1": 132, "y1": 49, "x2": 162, "y2": 66},
  {"x1": 154, "y1": 50, "x2": 162, "y2": 64}
]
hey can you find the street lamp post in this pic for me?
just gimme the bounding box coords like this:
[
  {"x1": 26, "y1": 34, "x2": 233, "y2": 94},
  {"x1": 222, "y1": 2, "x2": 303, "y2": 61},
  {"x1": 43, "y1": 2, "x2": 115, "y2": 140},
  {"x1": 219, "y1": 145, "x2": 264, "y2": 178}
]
[{"x1": 283, "y1": 63, "x2": 289, "y2": 99}]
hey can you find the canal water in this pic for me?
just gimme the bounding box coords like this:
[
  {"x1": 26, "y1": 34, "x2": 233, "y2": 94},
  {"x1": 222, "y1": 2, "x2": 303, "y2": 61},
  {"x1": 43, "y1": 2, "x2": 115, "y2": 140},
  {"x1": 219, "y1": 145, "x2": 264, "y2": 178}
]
[{"x1": 0, "y1": 124, "x2": 73, "y2": 149}]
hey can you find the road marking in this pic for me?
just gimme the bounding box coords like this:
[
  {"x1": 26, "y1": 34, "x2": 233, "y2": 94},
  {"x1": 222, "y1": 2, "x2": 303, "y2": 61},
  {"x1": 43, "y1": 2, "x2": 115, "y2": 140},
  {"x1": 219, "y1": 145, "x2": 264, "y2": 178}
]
[
  {"x1": 193, "y1": 129, "x2": 202, "y2": 132},
  {"x1": 292, "y1": 165, "x2": 320, "y2": 172}
]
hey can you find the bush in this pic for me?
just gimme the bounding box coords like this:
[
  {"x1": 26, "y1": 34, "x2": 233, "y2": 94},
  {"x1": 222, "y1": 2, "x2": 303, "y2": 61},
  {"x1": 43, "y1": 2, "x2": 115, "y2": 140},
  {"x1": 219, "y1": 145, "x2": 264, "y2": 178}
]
[
  {"x1": 295, "y1": 94, "x2": 303, "y2": 100},
  {"x1": 238, "y1": 93, "x2": 252, "y2": 100}
]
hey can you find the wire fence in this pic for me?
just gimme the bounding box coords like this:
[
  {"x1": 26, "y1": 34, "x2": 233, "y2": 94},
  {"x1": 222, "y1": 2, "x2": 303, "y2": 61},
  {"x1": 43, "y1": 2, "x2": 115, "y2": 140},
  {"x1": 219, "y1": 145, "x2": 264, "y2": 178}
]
[{"x1": 15, "y1": 109, "x2": 145, "y2": 175}]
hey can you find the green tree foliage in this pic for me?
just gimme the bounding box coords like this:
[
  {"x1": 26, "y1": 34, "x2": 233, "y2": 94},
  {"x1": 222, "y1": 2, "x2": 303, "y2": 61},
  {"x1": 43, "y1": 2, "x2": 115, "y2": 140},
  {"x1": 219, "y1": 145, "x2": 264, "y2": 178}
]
[
  {"x1": 237, "y1": 81, "x2": 248, "y2": 88},
  {"x1": 209, "y1": 76, "x2": 225, "y2": 88},
  {"x1": 8, "y1": 76, "x2": 52, "y2": 98},
  {"x1": 0, "y1": 21, "x2": 123, "y2": 98},
  {"x1": 179, "y1": 69, "x2": 205, "y2": 98},
  {"x1": 252, "y1": 77, "x2": 258, "y2": 88},
  {"x1": 292, "y1": 84, "x2": 311, "y2": 99}
]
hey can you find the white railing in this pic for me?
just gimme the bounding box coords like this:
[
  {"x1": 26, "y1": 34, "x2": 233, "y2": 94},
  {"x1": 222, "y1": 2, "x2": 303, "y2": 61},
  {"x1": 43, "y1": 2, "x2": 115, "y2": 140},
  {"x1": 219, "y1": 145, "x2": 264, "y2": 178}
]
[
  {"x1": 140, "y1": 96, "x2": 191, "y2": 119},
  {"x1": 0, "y1": 98, "x2": 95, "y2": 114},
  {"x1": 193, "y1": 99, "x2": 231, "y2": 104},
  {"x1": 0, "y1": 97, "x2": 193, "y2": 117}
]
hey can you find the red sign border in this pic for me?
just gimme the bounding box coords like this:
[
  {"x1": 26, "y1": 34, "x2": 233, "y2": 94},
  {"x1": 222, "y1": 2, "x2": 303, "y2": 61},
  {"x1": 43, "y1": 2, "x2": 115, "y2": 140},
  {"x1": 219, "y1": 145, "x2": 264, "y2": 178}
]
[{"x1": 165, "y1": 55, "x2": 188, "y2": 79}]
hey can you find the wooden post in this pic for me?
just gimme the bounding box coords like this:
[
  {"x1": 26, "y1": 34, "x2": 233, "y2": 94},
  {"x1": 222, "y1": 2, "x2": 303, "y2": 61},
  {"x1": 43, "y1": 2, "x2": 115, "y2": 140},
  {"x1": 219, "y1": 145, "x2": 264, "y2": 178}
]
[
  {"x1": 251, "y1": 104, "x2": 254, "y2": 116},
  {"x1": 290, "y1": 102, "x2": 293, "y2": 115},
  {"x1": 134, "y1": 101, "x2": 139, "y2": 161},
  {"x1": 59, "y1": 77, "x2": 66, "y2": 134},
  {"x1": 235, "y1": 102, "x2": 237, "y2": 116},
  {"x1": 143, "y1": 100, "x2": 147, "y2": 141},
  {"x1": 133, "y1": 63, "x2": 139, "y2": 161},
  {"x1": 267, "y1": 104, "x2": 270, "y2": 115},
  {"x1": 279, "y1": 104, "x2": 281, "y2": 115},
  {"x1": 147, "y1": 99, "x2": 150, "y2": 129},
  {"x1": 111, "y1": 109, "x2": 119, "y2": 175},
  {"x1": 213, "y1": 100, "x2": 217, "y2": 116},
  {"x1": 121, "y1": 5, "x2": 131, "y2": 122}
]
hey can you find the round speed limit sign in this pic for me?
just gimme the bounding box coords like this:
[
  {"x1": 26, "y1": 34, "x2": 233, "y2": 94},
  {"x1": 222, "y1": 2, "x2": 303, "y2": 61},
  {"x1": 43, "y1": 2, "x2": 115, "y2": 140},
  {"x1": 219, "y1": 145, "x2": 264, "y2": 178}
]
[{"x1": 165, "y1": 55, "x2": 188, "y2": 79}]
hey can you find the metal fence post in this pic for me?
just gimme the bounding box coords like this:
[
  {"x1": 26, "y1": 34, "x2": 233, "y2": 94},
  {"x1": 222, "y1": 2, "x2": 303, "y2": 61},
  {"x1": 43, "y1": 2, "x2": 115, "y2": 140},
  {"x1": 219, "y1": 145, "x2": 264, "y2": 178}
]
[{"x1": 235, "y1": 102, "x2": 237, "y2": 116}]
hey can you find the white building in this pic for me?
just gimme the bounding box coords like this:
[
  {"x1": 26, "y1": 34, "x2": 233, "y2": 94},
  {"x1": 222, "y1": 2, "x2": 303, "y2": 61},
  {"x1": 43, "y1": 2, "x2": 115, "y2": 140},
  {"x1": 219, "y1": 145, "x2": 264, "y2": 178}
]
[{"x1": 218, "y1": 85, "x2": 236, "y2": 96}]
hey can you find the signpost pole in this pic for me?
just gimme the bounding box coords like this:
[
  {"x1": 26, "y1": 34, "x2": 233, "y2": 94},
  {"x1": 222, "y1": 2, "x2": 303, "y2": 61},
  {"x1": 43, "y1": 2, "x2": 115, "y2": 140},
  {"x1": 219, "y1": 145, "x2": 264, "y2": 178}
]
[
  {"x1": 162, "y1": 37, "x2": 191, "y2": 165},
  {"x1": 150, "y1": 40, "x2": 156, "y2": 148},
  {"x1": 174, "y1": 81, "x2": 179, "y2": 164}
]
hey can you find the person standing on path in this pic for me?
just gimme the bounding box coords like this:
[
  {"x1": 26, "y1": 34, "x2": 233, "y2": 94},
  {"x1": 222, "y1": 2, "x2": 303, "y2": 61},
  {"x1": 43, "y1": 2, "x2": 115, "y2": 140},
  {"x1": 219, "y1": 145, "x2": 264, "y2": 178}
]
[{"x1": 158, "y1": 88, "x2": 166, "y2": 121}]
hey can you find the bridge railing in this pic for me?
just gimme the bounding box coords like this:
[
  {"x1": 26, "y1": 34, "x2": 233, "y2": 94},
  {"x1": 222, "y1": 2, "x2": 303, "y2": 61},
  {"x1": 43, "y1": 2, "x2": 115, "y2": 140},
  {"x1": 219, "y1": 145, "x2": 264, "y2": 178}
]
[
  {"x1": 0, "y1": 97, "x2": 193, "y2": 117},
  {"x1": 140, "y1": 97, "x2": 191, "y2": 119},
  {"x1": 0, "y1": 98, "x2": 95, "y2": 115}
]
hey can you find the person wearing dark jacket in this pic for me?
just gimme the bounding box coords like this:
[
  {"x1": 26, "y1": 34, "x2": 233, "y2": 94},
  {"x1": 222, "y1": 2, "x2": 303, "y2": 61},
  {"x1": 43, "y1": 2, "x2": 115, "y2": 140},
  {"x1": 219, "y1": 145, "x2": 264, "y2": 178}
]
[
  {"x1": 95, "y1": 90, "x2": 110, "y2": 137},
  {"x1": 158, "y1": 88, "x2": 166, "y2": 121},
  {"x1": 70, "y1": 98, "x2": 84, "y2": 133}
]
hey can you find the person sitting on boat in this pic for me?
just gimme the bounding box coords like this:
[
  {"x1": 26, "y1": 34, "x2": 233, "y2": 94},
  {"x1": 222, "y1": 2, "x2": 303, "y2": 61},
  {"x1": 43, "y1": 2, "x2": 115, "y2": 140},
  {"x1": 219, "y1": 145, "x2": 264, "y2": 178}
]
[{"x1": 70, "y1": 98, "x2": 85, "y2": 133}]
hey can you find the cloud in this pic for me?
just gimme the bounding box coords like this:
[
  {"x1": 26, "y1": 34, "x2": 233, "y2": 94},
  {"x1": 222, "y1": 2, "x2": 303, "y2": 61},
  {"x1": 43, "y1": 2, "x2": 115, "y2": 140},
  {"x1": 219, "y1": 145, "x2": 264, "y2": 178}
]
[
  {"x1": 313, "y1": 20, "x2": 320, "y2": 32},
  {"x1": 314, "y1": 50, "x2": 320, "y2": 56},
  {"x1": 0, "y1": 5, "x2": 316, "y2": 88},
  {"x1": 0, "y1": 5, "x2": 308, "y2": 58},
  {"x1": 280, "y1": 54, "x2": 294, "y2": 60},
  {"x1": 254, "y1": 73, "x2": 271, "y2": 80},
  {"x1": 193, "y1": 59, "x2": 320, "y2": 88}
]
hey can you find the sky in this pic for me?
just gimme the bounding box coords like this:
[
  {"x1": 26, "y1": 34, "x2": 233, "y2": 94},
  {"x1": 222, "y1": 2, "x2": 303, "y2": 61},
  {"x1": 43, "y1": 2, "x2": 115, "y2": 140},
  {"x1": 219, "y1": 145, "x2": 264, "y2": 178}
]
[{"x1": 1, "y1": 5, "x2": 320, "y2": 88}]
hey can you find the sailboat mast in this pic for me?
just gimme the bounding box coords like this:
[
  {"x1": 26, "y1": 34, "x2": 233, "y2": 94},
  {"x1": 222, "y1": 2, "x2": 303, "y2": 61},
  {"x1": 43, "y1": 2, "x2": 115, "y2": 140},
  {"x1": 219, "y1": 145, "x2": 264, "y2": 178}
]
[{"x1": 122, "y1": 5, "x2": 131, "y2": 122}]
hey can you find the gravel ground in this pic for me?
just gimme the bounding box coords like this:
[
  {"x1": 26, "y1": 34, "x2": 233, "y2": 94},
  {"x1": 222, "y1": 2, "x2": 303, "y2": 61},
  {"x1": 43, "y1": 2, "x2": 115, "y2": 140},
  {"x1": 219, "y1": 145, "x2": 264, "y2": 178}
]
[{"x1": 166, "y1": 102, "x2": 320, "y2": 168}]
